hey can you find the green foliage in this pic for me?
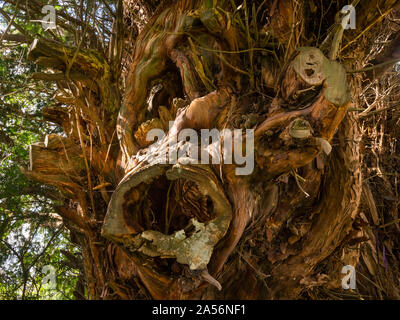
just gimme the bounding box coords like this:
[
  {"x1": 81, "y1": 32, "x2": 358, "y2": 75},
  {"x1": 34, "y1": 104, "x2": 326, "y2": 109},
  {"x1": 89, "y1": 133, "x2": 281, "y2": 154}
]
[{"x1": 0, "y1": 39, "x2": 81, "y2": 300}]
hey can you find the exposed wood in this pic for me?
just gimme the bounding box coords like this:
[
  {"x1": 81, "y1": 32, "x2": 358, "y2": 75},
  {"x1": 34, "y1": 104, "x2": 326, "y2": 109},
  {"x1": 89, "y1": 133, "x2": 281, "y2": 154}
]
[{"x1": 13, "y1": 0, "x2": 400, "y2": 300}]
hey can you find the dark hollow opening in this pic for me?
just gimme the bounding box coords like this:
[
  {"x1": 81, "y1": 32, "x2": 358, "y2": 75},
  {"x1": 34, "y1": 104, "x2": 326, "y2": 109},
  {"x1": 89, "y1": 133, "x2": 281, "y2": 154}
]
[{"x1": 122, "y1": 175, "x2": 217, "y2": 236}]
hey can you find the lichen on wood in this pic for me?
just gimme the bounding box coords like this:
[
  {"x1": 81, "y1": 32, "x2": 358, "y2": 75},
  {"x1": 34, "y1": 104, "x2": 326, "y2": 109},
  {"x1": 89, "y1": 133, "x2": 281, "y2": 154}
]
[{"x1": 102, "y1": 157, "x2": 232, "y2": 271}]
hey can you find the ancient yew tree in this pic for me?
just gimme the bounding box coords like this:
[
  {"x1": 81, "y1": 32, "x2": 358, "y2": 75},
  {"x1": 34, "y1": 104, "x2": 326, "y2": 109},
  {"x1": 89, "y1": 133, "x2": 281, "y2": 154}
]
[{"x1": 2, "y1": 0, "x2": 400, "y2": 299}]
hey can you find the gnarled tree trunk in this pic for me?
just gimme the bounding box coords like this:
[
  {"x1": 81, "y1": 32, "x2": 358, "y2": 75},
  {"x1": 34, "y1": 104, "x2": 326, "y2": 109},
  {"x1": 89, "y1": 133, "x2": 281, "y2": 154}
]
[{"x1": 20, "y1": 0, "x2": 400, "y2": 299}]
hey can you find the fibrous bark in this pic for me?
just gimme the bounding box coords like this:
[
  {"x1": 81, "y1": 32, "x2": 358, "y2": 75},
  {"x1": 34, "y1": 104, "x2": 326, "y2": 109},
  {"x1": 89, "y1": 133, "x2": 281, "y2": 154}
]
[{"x1": 18, "y1": 0, "x2": 400, "y2": 299}]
